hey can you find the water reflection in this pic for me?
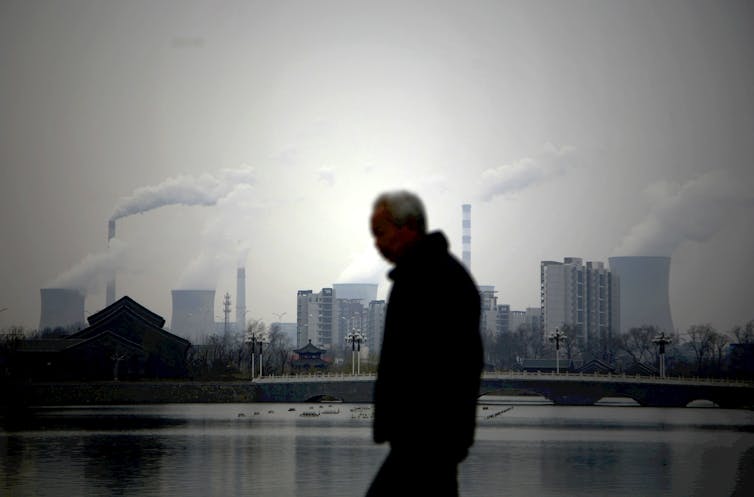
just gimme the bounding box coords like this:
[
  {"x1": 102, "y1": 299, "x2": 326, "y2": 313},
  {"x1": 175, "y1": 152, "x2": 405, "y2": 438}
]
[{"x1": 1, "y1": 402, "x2": 753, "y2": 497}]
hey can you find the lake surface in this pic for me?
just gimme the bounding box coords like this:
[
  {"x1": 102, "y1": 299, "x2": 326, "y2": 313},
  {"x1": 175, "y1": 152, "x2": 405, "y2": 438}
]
[{"x1": 2, "y1": 397, "x2": 753, "y2": 497}]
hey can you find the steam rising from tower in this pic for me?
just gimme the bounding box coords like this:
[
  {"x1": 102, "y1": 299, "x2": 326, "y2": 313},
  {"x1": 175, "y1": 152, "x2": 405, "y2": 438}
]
[
  {"x1": 106, "y1": 220, "x2": 116, "y2": 306},
  {"x1": 462, "y1": 204, "x2": 471, "y2": 270}
]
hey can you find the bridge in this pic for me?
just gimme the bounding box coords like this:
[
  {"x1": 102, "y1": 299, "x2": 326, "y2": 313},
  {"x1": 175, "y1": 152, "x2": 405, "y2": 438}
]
[{"x1": 253, "y1": 372, "x2": 754, "y2": 408}]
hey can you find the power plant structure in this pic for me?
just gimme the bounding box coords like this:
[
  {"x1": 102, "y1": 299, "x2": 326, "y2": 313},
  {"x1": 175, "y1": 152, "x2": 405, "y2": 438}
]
[
  {"x1": 170, "y1": 289, "x2": 216, "y2": 343},
  {"x1": 332, "y1": 283, "x2": 378, "y2": 304},
  {"x1": 462, "y1": 204, "x2": 471, "y2": 270},
  {"x1": 608, "y1": 256, "x2": 675, "y2": 334},
  {"x1": 39, "y1": 288, "x2": 86, "y2": 331}
]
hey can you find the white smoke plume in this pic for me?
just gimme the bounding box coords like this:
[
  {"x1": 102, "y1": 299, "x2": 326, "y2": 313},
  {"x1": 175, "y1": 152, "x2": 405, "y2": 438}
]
[
  {"x1": 110, "y1": 164, "x2": 256, "y2": 221},
  {"x1": 480, "y1": 143, "x2": 576, "y2": 201},
  {"x1": 46, "y1": 165, "x2": 256, "y2": 297},
  {"x1": 336, "y1": 248, "x2": 389, "y2": 285},
  {"x1": 176, "y1": 184, "x2": 259, "y2": 289},
  {"x1": 612, "y1": 169, "x2": 754, "y2": 256},
  {"x1": 46, "y1": 239, "x2": 129, "y2": 293}
]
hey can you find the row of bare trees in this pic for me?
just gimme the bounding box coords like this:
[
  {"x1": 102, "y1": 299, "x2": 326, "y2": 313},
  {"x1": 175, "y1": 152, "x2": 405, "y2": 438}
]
[
  {"x1": 482, "y1": 319, "x2": 754, "y2": 378},
  {"x1": 186, "y1": 320, "x2": 294, "y2": 379},
  {"x1": 3, "y1": 318, "x2": 753, "y2": 379}
]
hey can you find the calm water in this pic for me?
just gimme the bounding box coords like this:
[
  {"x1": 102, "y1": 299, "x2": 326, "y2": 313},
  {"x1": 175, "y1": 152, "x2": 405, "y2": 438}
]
[{"x1": 1, "y1": 397, "x2": 753, "y2": 497}]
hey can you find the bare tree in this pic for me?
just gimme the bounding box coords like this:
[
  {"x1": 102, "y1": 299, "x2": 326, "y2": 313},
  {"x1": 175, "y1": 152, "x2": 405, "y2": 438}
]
[
  {"x1": 557, "y1": 324, "x2": 583, "y2": 364},
  {"x1": 686, "y1": 324, "x2": 716, "y2": 375},
  {"x1": 708, "y1": 330, "x2": 730, "y2": 375},
  {"x1": 731, "y1": 320, "x2": 754, "y2": 344},
  {"x1": 618, "y1": 325, "x2": 658, "y2": 365},
  {"x1": 266, "y1": 323, "x2": 293, "y2": 375}
]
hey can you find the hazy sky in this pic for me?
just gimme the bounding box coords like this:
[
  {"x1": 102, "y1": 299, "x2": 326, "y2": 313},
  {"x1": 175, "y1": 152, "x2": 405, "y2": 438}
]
[{"x1": 1, "y1": 0, "x2": 753, "y2": 335}]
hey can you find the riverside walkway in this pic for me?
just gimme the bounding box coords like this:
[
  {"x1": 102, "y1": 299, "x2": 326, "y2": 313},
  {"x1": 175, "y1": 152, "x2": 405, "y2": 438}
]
[{"x1": 254, "y1": 371, "x2": 754, "y2": 408}]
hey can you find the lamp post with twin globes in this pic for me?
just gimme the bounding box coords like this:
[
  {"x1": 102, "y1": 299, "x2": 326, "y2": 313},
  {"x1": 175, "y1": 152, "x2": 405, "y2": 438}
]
[
  {"x1": 548, "y1": 328, "x2": 567, "y2": 374},
  {"x1": 345, "y1": 329, "x2": 366, "y2": 375}
]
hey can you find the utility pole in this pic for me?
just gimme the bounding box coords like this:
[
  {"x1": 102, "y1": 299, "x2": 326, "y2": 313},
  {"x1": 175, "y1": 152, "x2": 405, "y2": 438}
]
[{"x1": 223, "y1": 292, "x2": 232, "y2": 341}]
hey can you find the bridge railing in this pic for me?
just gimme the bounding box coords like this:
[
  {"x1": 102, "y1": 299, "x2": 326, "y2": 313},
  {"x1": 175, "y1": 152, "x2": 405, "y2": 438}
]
[
  {"x1": 256, "y1": 372, "x2": 377, "y2": 382},
  {"x1": 254, "y1": 370, "x2": 751, "y2": 387},
  {"x1": 482, "y1": 370, "x2": 754, "y2": 387}
]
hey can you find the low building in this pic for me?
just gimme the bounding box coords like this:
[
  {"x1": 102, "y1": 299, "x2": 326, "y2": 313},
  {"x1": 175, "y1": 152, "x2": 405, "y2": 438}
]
[
  {"x1": 290, "y1": 340, "x2": 329, "y2": 371},
  {"x1": 575, "y1": 358, "x2": 615, "y2": 374},
  {"x1": 11, "y1": 296, "x2": 191, "y2": 380},
  {"x1": 624, "y1": 361, "x2": 659, "y2": 377},
  {"x1": 521, "y1": 358, "x2": 575, "y2": 373}
]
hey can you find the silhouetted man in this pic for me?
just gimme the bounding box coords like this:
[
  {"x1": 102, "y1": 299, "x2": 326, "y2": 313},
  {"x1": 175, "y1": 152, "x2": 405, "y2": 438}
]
[{"x1": 366, "y1": 191, "x2": 483, "y2": 497}]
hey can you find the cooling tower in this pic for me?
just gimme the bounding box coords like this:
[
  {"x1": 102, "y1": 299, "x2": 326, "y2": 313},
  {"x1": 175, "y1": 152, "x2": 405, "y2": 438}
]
[
  {"x1": 333, "y1": 283, "x2": 378, "y2": 303},
  {"x1": 39, "y1": 288, "x2": 86, "y2": 331},
  {"x1": 170, "y1": 289, "x2": 215, "y2": 343},
  {"x1": 608, "y1": 256, "x2": 674, "y2": 334}
]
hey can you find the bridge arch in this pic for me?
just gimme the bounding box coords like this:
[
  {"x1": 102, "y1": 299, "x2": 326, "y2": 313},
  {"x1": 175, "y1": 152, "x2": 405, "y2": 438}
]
[{"x1": 304, "y1": 394, "x2": 346, "y2": 403}]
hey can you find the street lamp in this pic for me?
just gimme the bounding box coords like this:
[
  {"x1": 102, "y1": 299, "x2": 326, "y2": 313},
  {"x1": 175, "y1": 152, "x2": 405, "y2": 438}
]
[
  {"x1": 246, "y1": 331, "x2": 258, "y2": 380},
  {"x1": 257, "y1": 333, "x2": 268, "y2": 378},
  {"x1": 548, "y1": 328, "x2": 567, "y2": 374},
  {"x1": 345, "y1": 329, "x2": 365, "y2": 375},
  {"x1": 652, "y1": 332, "x2": 672, "y2": 378}
]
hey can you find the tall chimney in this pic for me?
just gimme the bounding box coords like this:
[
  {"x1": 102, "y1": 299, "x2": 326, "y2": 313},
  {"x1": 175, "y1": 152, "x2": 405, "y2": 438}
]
[
  {"x1": 106, "y1": 220, "x2": 116, "y2": 306},
  {"x1": 236, "y1": 267, "x2": 246, "y2": 334},
  {"x1": 462, "y1": 204, "x2": 471, "y2": 270}
]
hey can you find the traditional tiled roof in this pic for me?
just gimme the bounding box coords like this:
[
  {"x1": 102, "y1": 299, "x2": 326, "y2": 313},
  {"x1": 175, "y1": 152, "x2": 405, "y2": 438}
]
[
  {"x1": 575, "y1": 359, "x2": 616, "y2": 374},
  {"x1": 291, "y1": 358, "x2": 329, "y2": 368},
  {"x1": 294, "y1": 340, "x2": 327, "y2": 354},
  {"x1": 86, "y1": 295, "x2": 165, "y2": 328},
  {"x1": 624, "y1": 361, "x2": 659, "y2": 376},
  {"x1": 71, "y1": 295, "x2": 190, "y2": 347},
  {"x1": 64, "y1": 330, "x2": 144, "y2": 354}
]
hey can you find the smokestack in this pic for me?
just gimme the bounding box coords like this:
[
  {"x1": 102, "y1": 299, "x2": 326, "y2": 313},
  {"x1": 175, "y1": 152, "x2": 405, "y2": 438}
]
[
  {"x1": 608, "y1": 256, "x2": 674, "y2": 334},
  {"x1": 171, "y1": 289, "x2": 215, "y2": 343},
  {"x1": 236, "y1": 267, "x2": 246, "y2": 334},
  {"x1": 106, "y1": 220, "x2": 116, "y2": 306},
  {"x1": 462, "y1": 204, "x2": 471, "y2": 270},
  {"x1": 39, "y1": 288, "x2": 86, "y2": 332}
]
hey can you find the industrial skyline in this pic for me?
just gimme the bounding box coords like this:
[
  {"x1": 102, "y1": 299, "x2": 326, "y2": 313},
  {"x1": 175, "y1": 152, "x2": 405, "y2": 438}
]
[{"x1": 2, "y1": 1, "x2": 753, "y2": 335}]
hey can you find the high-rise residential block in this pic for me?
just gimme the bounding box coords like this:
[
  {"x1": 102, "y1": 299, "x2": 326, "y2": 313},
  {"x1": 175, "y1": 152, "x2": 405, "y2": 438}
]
[
  {"x1": 479, "y1": 285, "x2": 498, "y2": 337},
  {"x1": 366, "y1": 300, "x2": 386, "y2": 353},
  {"x1": 540, "y1": 257, "x2": 619, "y2": 358},
  {"x1": 296, "y1": 288, "x2": 335, "y2": 348}
]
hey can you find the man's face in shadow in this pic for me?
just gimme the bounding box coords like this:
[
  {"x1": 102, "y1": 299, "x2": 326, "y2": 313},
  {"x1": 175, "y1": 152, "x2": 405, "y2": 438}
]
[{"x1": 370, "y1": 205, "x2": 420, "y2": 264}]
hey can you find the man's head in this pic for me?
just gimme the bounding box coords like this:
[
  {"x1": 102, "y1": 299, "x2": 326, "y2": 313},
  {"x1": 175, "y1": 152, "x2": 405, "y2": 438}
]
[{"x1": 370, "y1": 191, "x2": 427, "y2": 263}]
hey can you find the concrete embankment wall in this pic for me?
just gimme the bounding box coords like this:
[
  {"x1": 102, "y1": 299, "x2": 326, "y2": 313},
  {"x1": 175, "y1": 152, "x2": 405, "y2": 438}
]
[{"x1": 4, "y1": 382, "x2": 259, "y2": 407}]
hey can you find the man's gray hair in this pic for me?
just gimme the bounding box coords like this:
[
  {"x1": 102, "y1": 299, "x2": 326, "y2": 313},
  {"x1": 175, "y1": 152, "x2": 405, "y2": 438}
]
[{"x1": 373, "y1": 190, "x2": 427, "y2": 233}]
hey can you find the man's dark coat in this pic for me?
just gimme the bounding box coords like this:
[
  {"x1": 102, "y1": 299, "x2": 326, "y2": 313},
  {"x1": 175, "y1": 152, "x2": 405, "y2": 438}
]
[{"x1": 373, "y1": 231, "x2": 483, "y2": 462}]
